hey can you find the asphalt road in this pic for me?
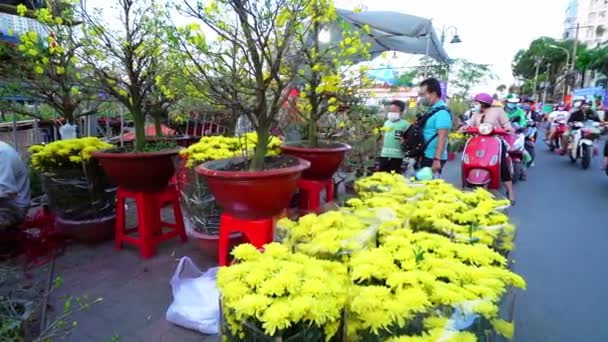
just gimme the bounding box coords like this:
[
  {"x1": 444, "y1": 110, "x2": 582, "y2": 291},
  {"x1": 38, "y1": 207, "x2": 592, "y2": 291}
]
[{"x1": 443, "y1": 142, "x2": 608, "y2": 341}]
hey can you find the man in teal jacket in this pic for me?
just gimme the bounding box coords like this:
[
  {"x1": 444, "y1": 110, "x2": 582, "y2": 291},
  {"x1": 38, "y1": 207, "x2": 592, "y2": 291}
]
[{"x1": 505, "y1": 96, "x2": 527, "y2": 128}]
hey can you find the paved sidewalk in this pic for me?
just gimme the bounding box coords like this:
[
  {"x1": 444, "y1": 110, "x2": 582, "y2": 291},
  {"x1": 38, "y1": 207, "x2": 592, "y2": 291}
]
[{"x1": 51, "y1": 238, "x2": 219, "y2": 342}]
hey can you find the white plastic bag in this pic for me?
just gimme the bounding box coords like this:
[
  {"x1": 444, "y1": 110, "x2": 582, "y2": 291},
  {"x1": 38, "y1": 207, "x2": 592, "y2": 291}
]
[{"x1": 166, "y1": 257, "x2": 220, "y2": 334}]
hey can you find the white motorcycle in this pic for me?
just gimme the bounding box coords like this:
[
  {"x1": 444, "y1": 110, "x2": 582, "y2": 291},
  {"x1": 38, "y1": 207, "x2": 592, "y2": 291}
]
[{"x1": 567, "y1": 120, "x2": 602, "y2": 169}]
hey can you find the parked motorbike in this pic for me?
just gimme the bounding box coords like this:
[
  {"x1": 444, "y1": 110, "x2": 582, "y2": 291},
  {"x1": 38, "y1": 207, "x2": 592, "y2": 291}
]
[
  {"x1": 503, "y1": 125, "x2": 526, "y2": 182},
  {"x1": 462, "y1": 123, "x2": 513, "y2": 190},
  {"x1": 567, "y1": 120, "x2": 602, "y2": 169}
]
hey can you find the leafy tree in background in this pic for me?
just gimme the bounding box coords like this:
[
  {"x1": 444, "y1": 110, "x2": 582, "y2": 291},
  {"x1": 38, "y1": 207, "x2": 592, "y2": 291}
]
[
  {"x1": 0, "y1": 1, "x2": 100, "y2": 125},
  {"x1": 394, "y1": 70, "x2": 417, "y2": 88},
  {"x1": 450, "y1": 59, "x2": 495, "y2": 99}
]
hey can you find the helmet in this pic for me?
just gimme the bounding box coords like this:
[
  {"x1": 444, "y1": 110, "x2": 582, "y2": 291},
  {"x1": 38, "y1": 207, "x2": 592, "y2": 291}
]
[
  {"x1": 506, "y1": 95, "x2": 520, "y2": 104},
  {"x1": 473, "y1": 93, "x2": 493, "y2": 106}
]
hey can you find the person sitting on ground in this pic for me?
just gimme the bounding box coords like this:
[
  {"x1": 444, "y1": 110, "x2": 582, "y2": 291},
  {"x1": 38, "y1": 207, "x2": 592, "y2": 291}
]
[
  {"x1": 466, "y1": 93, "x2": 516, "y2": 204},
  {"x1": 378, "y1": 100, "x2": 410, "y2": 174},
  {"x1": 0, "y1": 140, "x2": 30, "y2": 230}
]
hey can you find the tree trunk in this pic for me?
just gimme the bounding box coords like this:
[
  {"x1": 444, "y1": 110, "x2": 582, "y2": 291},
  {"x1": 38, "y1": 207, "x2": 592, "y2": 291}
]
[
  {"x1": 133, "y1": 113, "x2": 146, "y2": 152},
  {"x1": 581, "y1": 68, "x2": 587, "y2": 88},
  {"x1": 154, "y1": 115, "x2": 162, "y2": 138},
  {"x1": 249, "y1": 127, "x2": 269, "y2": 171},
  {"x1": 308, "y1": 118, "x2": 318, "y2": 147}
]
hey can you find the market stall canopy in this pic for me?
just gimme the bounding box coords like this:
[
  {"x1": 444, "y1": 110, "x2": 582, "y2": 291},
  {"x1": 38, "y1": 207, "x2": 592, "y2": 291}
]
[{"x1": 330, "y1": 9, "x2": 450, "y2": 64}]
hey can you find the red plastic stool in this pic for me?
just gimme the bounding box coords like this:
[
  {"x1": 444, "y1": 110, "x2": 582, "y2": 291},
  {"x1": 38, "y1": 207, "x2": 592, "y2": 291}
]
[
  {"x1": 115, "y1": 185, "x2": 187, "y2": 259},
  {"x1": 296, "y1": 178, "x2": 334, "y2": 213},
  {"x1": 218, "y1": 213, "x2": 274, "y2": 266}
]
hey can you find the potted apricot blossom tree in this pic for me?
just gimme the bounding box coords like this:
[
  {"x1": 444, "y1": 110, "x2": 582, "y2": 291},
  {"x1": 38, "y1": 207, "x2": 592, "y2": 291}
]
[
  {"x1": 80, "y1": 0, "x2": 179, "y2": 191},
  {"x1": 280, "y1": 3, "x2": 373, "y2": 180},
  {"x1": 171, "y1": 0, "x2": 313, "y2": 220}
]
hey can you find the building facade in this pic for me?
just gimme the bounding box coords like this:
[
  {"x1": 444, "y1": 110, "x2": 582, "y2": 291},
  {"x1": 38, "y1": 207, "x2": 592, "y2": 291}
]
[{"x1": 563, "y1": 0, "x2": 608, "y2": 48}]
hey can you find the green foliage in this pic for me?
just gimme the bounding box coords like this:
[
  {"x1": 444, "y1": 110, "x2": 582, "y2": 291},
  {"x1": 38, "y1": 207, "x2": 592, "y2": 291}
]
[
  {"x1": 79, "y1": 0, "x2": 172, "y2": 151},
  {"x1": 0, "y1": 1, "x2": 99, "y2": 124},
  {"x1": 295, "y1": 2, "x2": 373, "y2": 147},
  {"x1": 451, "y1": 60, "x2": 496, "y2": 98},
  {"x1": 393, "y1": 70, "x2": 417, "y2": 88}
]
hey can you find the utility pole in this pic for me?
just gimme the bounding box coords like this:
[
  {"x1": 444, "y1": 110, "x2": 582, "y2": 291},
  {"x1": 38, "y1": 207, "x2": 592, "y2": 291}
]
[
  {"x1": 543, "y1": 63, "x2": 551, "y2": 104},
  {"x1": 569, "y1": 23, "x2": 580, "y2": 93},
  {"x1": 533, "y1": 57, "x2": 543, "y2": 101}
]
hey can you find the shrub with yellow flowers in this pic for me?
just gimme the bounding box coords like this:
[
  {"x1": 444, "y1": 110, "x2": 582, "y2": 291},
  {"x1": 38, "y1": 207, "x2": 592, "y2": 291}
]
[
  {"x1": 217, "y1": 243, "x2": 349, "y2": 341},
  {"x1": 346, "y1": 229, "x2": 525, "y2": 341},
  {"x1": 28, "y1": 137, "x2": 114, "y2": 173},
  {"x1": 28, "y1": 137, "x2": 116, "y2": 221},
  {"x1": 176, "y1": 133, "x2": 282, "y2": 235},
  {"x1": 179, "y1": 133, "x2": 282, "y2": 168}
]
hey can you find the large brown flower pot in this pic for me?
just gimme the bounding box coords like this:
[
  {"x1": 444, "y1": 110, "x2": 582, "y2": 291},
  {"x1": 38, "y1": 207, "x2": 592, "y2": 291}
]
[
  {"x1": 196, "y1": 156, "x2": 310, "y2": 220},
  {"x1": 93, "y1": 149, "x2": 180, "y2": 191},
  {"x1": 280, "y1": 143, "x2": 351, "y2": 180},
  {"x1": 55, "y1": 215, "x2": 115, "y2": 243}
]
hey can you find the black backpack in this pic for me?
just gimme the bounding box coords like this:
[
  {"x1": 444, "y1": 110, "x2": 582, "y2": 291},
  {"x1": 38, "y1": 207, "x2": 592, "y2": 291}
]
[{"x1": 400, "y1": 105, "x2": 451, "y2": 158}]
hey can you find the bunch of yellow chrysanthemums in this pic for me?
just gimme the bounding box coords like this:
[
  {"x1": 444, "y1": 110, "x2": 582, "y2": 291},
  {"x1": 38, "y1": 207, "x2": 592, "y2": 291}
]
[
  {"x1": 218, "y1": 172, "x2": 524, "y2": 341},
  {"x1": 179, "y1": 133, "x2": 282, "y2": 168},
  {"x1": 346, "y1": 229, "x2": 525, "y2": 340},
  {"x1": 28, "y1": 137, "x2": 113, "y2": 172},
  {"x1": 449, "y1": 132, "x2": 467, "y2": 153},
  {"x1": 217, "y1": 243, "x2": 349, "y2": 340},
  {"x1": 350, "y1": 176, "x2": 514, "y2": 253},
  {"x1": 277, "y1": 208, "x2": 391, "y2": 259}
]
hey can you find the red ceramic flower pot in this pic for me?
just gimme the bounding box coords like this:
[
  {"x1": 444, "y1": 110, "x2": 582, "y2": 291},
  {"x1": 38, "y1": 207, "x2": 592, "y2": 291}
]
[
  {"x1": 196, "y1": 156, "x2": 310, "y2": 220},
  {"x1": 93, "y1": 149, "x2": 180, "y2": 191},
  {"x1": 280, "y1": 143, "x2": 351, "y2": 180},
  {"x1": 447, "y1": 151, "x2": 456, "y2": 161}
]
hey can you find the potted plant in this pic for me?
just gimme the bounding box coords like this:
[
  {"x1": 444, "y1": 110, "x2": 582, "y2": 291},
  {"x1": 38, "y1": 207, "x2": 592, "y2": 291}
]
[
  {"x1": 176, "y1": 134, "x2": 282, "y2": 256},
  {"x1": 79, "y1": 0, "x2": 180, "y2": 191},
  {"x1": 169, "y1": 0, "x2": 315, "y2": 219},
  {"x1": 279, "y1": 4, "x2": 372, "y2": 180},
  {"x1": 28, "y1": 137, "x2": 116, "y2": 242}
]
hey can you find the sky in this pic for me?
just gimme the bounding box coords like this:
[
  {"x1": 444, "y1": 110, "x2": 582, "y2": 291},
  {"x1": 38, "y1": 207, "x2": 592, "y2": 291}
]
[
  {"x1": 85, "y1": 0, "x2": 570, "y2": 95},
  {"x1": 334, "y1": 0, "x2": 570, "y2": 94}
]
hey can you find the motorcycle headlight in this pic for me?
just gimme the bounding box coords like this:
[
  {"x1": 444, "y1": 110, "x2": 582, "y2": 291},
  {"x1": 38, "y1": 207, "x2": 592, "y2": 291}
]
[{"x1": 479, "y1": 123, "x2": 493, "y2": 135}]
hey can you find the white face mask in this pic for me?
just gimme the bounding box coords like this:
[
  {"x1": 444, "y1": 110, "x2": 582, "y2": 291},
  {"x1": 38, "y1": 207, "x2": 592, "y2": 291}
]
[
  {"x1": 387, "y1": 112, "x2": 400, "y2": 121},
  {"x1": 473, "y1": 104, "x2": 481, "y2": 112}
]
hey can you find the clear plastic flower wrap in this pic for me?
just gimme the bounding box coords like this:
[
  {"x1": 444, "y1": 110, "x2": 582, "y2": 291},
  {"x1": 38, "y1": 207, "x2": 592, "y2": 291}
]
[
  {"x1": 276, "y1": 207, "x2": 396, "y2": 260},
  {"x1": 41, "y1": 163, "x2": 116, "y2": 221},
  {"x1": 176, "y1": 166, "x2": 221, "y2": 235}
]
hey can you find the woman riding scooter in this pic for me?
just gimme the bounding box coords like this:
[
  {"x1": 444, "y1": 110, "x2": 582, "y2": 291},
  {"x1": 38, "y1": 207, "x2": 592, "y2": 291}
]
[{"x1": 465, "y1": 93, "x2": 516, "y2": 203}]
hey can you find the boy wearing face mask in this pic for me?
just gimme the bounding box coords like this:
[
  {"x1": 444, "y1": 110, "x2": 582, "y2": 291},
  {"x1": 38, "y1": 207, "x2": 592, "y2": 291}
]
[
  {"x1": 505, "y1": 96, "x2": 527, "y2": 128},
  {"x1": 378, "y1": 100, "x2": 410, "y2": 173}
]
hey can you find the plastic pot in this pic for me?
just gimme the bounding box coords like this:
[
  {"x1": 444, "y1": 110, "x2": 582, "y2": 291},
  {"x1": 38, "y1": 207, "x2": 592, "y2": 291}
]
[
  {"x1": 280, "y1": 143, "x2": 351, "y2": 180},
  {"x1": 196, "y1": 155, "x2": 310, "y2": 220},
  {"x1": 93, "y1": 149, "x2": 180, "y2": 191}
]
